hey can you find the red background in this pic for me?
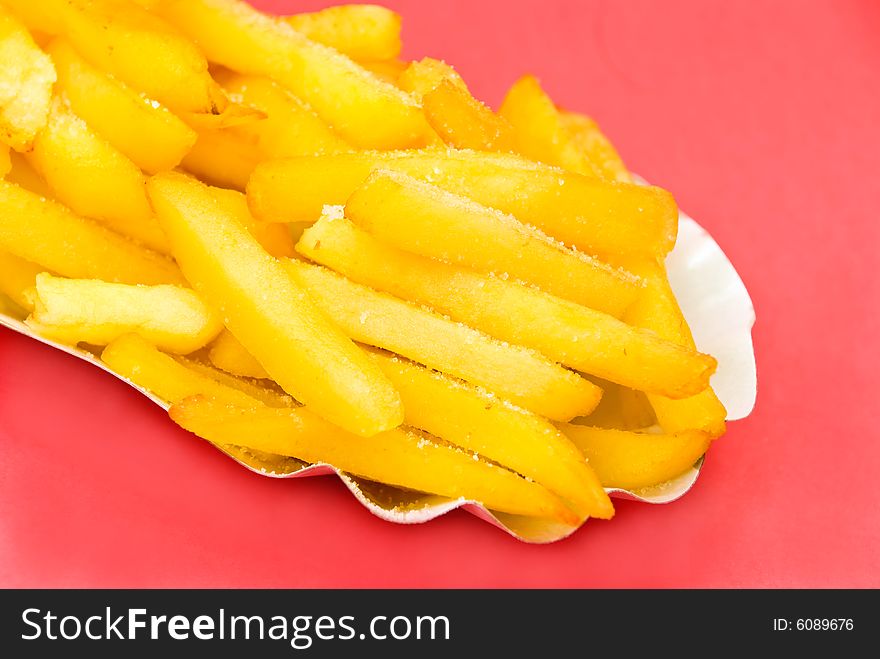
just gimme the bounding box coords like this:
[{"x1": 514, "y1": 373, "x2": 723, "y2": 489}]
[{"x1": 2, "y1": 0, "x2": 878, "y2": 588}]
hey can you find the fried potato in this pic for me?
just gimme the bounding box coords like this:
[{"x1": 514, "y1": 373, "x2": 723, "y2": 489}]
[
  {"x1": 358, "y1": 58, "x2": 408, "y2": 84},
  {"x1": 27, "y1": 273, "x2": 222, "y2": 353},
  {"x1": 0, "y1": 249, "x2": 44, "y2": 312},
  {"x1": 284, "y1": 260, "x2": 601, "y2": 422},
  {"x1": 560, "y1": 110, "x2": 631, "y2": 183},
  {"x1": 0, "y1": 179, "x2": 182, "y2": 285},
  {"x1": 154, "y1": 0, "x2": 429, "y2": 149},
  {"x1": 423, "y1": 79, "x2": 514, "y2": 151},
  {"x1": 345, "y1": 169, "x2": 639, "y2": 313},
  {"x1": 577, "y1": 380, "x2": 658, "y2": 431},
  {"x1": 177, "y1": 100, "x2": 265, "y2": 132},
  {"x1": 27, "y1": 99, "x2": 170, "y2": 254},
  {"x1": 285, "y1": 5, "x2": 402, "y2": 62},
  {"x1": 2, "y1": 149, "x2": 51, "y2": 196},
  {"x1": 174, "y1": 356, "x2": 294, "y2": 408},
  {"x1": 559, "y1": 424, "x2": 712, "y2": 491},
  {"x1": 397, "y1": 57, "x2": 466, "y2": 97},
  {"x1": 47, "y1": 38, "x2": 196, "y2": 174},
  {"x1": 0, "y1": 7, "x2": 56, "y2": 151},
  {"x1": 366, "y1": 348, "x2": 613, "y2": 519},
  {"x1": 248, "y1": 149, "x2": 678, "y2": 257},
  {"x1": 171, "y1": 396, "x2": 580, "y2": 525},
  {"x1": 208, "y1": 329, "x2": 269, "y2": 380},
  {"x1": 147, "y1": 171, "x2": 403, "y2": 437},
  {"x1": 298, "y1": 212, "x2": 716, "y2": 396},
  {"x1": 102, "y1": 333, "x2": 270, "y2": 409},
  {"x1": 0, "y1": 142, "x2": 9, "y2": 176},
  {"x1": 208, "y1": 186, "x2": 295, "y2": 259},
  {"x1": 179, "y1": 127, "x2": 261, "y2": 191}
]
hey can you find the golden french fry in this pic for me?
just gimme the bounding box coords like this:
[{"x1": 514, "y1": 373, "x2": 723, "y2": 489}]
[
  {"x1": 27, "y1": 273, "x2": 222, "y2": 353},
  {"x1": 3, "y1": 150, "x2": 51, "y2": 196},
  {"x1": 154, "y1": 0, "x2": 430, "y2": 149},
  {"x1": 298, "y1": 212, "x2": 716, "y2": 396},
  {"x1": 285, "y1": 260, "x2": 601, "y2": 422},
  {"x1": 47, "y1": 38, "x2": 197, "y2": 174},
  {"x1": 247, "y1": 149, "x2": 678, "y2": 257},
  {"x1": 366, "y1": 348, "x2": 613, "y2": 519},
  {"x1": 358, "y1": 58, "x2": 407, "y2": 84},
  {"x1": 0, "y1": 142, "x2": 9, "y2": 176},
  {"x1": 0, "y1": 249, "x2": 45, "y2": 312},
  {"x1": 560, "y1": 111, "x2": 631, "y2": 183},
  {"x1": 345, "y1": 169, "x2": 639, "y2": 313},
  {"x1": 147, "y1": 171, "x2": 403, "y2": 437},
  {"x1": 179, "y1": 127, "x2": 261, "y2": 191},
  {"x1": 174, "y1": 356, "x2": 294, "y2": 408},
  {"x1": 209, "y1": 186, "x2": 296, "y2": 258},
  {"x1": 422, "y1": 78, "x2": 514, "y2": 151},
  {"x1": 177, "y1": 101, "x2": 266, "y2": 131},
  {"x1": 0, "y1": 7, "x2": 56, "y2": 151},
  {"x1": 0, "y1": 179, "x2": 182, "y2": 285},
  {"x1": 170, "y1": 396, "x2": 580, "y2": 525},
  {"x1": 208, "y1": 329, "x2": 269, "y2": 380},
  {"x1": 559, "y1": 423, "x2": 712, "y2": 491},
  {"x1": 101, "y1": 333, "x2": 269, "y2": 409},
  {"x1": 397, "y1": 57, "x2": 466, "y2": 97},
  {"x1": 577, "y1": 380, "x2": 658, "y2": 431},
  {"x1": 213, "y1": 69, "x2": 350, "y2": 159},
  {"x1": 27, "y1": 99, "x2": 169, "y2": 254},
  {"x1": 285, "y1": 5, "x2": 402, "y2": 62}
]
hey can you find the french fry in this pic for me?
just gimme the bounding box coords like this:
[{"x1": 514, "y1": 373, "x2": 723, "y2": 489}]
[
  {"x1": 578, "y1": 380, "x2": 658, "y2": 431},
  {"x1": 3, "y1": 150, "x2": 51, "y2": 196},
  {"x1": 147, "y1": 171, "x2": 403, "y2": 437},
  {"x1": 179, "y1": 127, "x2": 261, "y2": 191},
  {"x1": 397, "y1": 58, "x2": 466, "y2": 97},
  {"x1": 559, "y1": 424, "x2": 712, "y2": 491},
  {"x1": 298, "y1": 212, "x2": 716, "y2": 396},
  {"x1": 345, "y1": 170, "x2": 639, "y2": 313},
  {"x1": 101, "y1": 333, "x2": 270, "y2": 409},
  {"x1": 0, "y1": 7, "x2": 56, "y2": 151},
  {"x1": 0, "y1": 249, "x2": 44, "y2": 311},
  {"x1": 208, "y1": 329, "x2": 269, "y2": 380},
  {"x1": 422, "y1": 78, "x2": 515, "y2": 151},
  {"x1": 622, "y1": 258, "x2": 728, "y2": 437},
  {"x1": 213, "y1": 69, "x2": 350, "y2": 159},
  {"x1": 176, "y1": 101, "x2": 265, "y2": 132},
  {"x1": 366, "y1": 348, "x2": 613, "y2": 519},
  {"x1": 170, "y1": 396, "x2": 580, "y2": 525},
  {"x1": 284, "y1": 260, "x2": 601, "y2": 422},
  {"x1": 247, "y1": 149, "x2": 678, "y2": 257},
  {"x1": 153, "y1": 0, "x2": 430, "y2": 149},
  {"x1": 27, "y1": 272, "x2": 222, "y2": 353},
  {"x1": 27, "y1": 99, "x2": 170, "y2": 254},
  {"x1": 47, "y1": 38, "x2": 197, "y2": 174},
  {"x1": 560, "y1": 111, "x2": 631, "y2": 184},
  {"x1": 0, "y1": 179, "x2": 182, "y2": 285},
  {"x1": 285, "y1": 5, "x2": 402, "y2": 62},
  {"x1": 0, "y1": 143, "x2": 9, "y2": 176},
  {"x1": 174, "y1": 356, "x2": 294, "y2": 408},
  {"x1": 358, "y1": 58, "x2": 407, "y2": 85},
  {"x1": 209, "y1": 186, "x2": 295, "y2": 258}
]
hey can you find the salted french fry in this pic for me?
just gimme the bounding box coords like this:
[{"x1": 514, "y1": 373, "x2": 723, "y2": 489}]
[
  {"x1": 101, "y1": 333, "x2": 269, "y2": 409},
  {"x1": 577, "y1": 380, "x2": 658, "y2": 431},
  {"x1": 285, "y1": 5, "x2": 402, "y2": 62},
  {"x1": 247, "y1": 150, "x2": 678, "y2": 257},
  {"x1": 559, "y1": 424, "x2": 712, "y2": 491},
  {"x1": 358, "y1": 58, "x2": 407, "y2": 84},
  {"x1": 560, "y1": 111, "x2": 631, "y2": 183},
  {"x1": 208, "y1": 329, "x2": 269, "y2": 380},
  {"x1": 27, "y1": 273, "x2": 222, "y2": 353},
  {"x1": 170, "y1": 396, "x2": 579, "y2": 525},
  {"x1": 210, "y1": 186, "x2": 295, "y2": 258},
  {"x1": 47, "y1": 39, "x2": 197, "y2": 174},
  {"x1": 284, "y1": 260, "x2": 601, "y2": 422},
  {"x1": 147, "y1": 171, "x2": 403, "y2": 437},
  {"x1": 423, "y1": 79, "x2": 514, "y2": 151},
  {"x1": 177, "y1": 101, "x2": 265, "y2": 132},
  {"x1": 0, "y1": 180, "x2": 182, "y2": 285},
  {"x1": 0, "y1": 7, "x2": 56, "y2": 151},
  {"x1": 27, "y1": 99, "x2": 169, "y2": 254},
  {"x1": 298, "y1": 212, "x2": 716, "y2": 396},
  {"x1": 397, "y1": 58, "x2": 466, "y2": 97},
  {"x1": 154, "y1": 0, "x2": 430, "y2": 149},
  {"x1": 345, "y1": 170, "x2": 639, "y2": 313},
  {"x1": 366, "y1": 348, "x2": 613, "y2": 519},
  {"x1": 213, "y1": 69, "x2": 350, "y2": 159},
  {"x1": 0, "y1": 249, "x2": 44, "y2": 311},
  {"x1": 174, "y1": 356, "x2": 294, "y2": 408},
  {"x1": 179, "y1": 127, "x2": 261, "y2": 191},
  {"x1": 3, "y1": 150, "x2": 51, "y2": 196},
  {"x1": 622, "y1": 258, "x2": 727, "y2": 437},
  {"x1": 0, "y1": 143, "x2": 9, "y2": 177}
]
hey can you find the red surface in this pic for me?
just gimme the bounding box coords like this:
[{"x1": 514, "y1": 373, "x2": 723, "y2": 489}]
[{"x1": 2, "y1": 0, "x2": 878, "y2": 588}]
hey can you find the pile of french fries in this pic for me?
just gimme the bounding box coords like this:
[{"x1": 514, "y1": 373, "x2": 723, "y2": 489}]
[{"x1": 0, "y1": 0, "x2": 728, "y2": 530}]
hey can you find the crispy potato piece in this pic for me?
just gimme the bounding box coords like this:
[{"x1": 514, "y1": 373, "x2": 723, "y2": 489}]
[
  {"x1": 0, "y1": 142, "x2": 9, "y2": 176},
  {"x1": 27, "y1": 273, "x2": 222, "y2": 353},
  {"x1": 213, "y1": 70, "x2": 350, "y2": 159},
  {"x1": 47, "y1": 39, "x2": 196, "y2": 174},
  {"x1": 0, "y1": 249, "x2": 44, "y2": 311},
  {"x1": 147, "y1": 172, "x2": 403, "y2": 437},
  {"x1": 0, "y1": 8, "x2": 56, "y2": 151},
  {"x1": 27, "y1": 99, "x2": 169, "y2": 254},
  {"x1": 577, "y1": 380, "x2": 658, "y2": 431},
  {"x1": 154, "y1": 0, "x2": 429, "y2": 149},
  {"x1": 298, "y1": 212, "x2": 716, "y2": 396},
  {"x1": 209, "y1": 186, "x2": 295, "y2": 258},
  {"x1": 285, "y1": 5, "x2": 402, "y2": 62},
  {"x1": 284, "y1": 260, "x2": 601, "y2": 422},
  {"x1": 101, "y1": 333, "x2": 269, "y2": 409},
  {"x1": 174, "y1": 356, "x2": 294, "y2": 408},
  {"x1": 3, "y1": 149, "x2": 51, "y2": 196},
  {"x1": 179, "y1": 127, "x2": 261, "y2": 191},
  {"x1": 397, "y1": 58, "x2": 466, "y2": 97},
  {"x1": 346, "y1": 170, "x2": 639, "y2": 313},
  {"x1": 560, "y1": 111, "x2": 631, "y2": 183},
  {"x1": 0, "y1": 180, "x2": 182, "y2": 285},
  {"x1": 423, "y1": 79, "x2": 514, "y2": 151},
  {"x1": 208, "y1": 329, "x2": 269, "y2": 379},
  {"x1": 559, "y1": 424, "x2": 712, "y2": 491},
  {"x1": 248, "y1": 150, "x2": 678, "y2": 257},
  {"x1": 358, "y1": 58, "x2": 407, "y2": 84},
  {"x1": 171, "y1": 396, "x2": 579, "y2": 524},
  {"x1": 367, "y1": 348, "x2": 613, "y2": 519},
  {"x1": 622, "y1": 258, "x2": 728, "y2": 436}
]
